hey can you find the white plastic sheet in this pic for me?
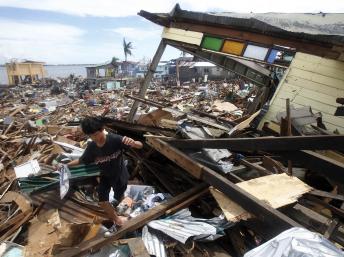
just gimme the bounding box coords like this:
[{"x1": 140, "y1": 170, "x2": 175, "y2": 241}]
[
  {"x1": 59, "y1": 164, "x2": 71, "y2": 199},
  {"x1": 14, "y1": 159, "x2": 41, "y2": 178},
  {"x1": 244, "y1": 227, "x2": 344, "y2": 257}
]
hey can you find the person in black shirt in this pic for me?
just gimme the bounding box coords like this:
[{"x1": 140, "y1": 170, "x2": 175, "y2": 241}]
[{"x1": 67, "y1": 117, "x2": 143, "y2": 227}]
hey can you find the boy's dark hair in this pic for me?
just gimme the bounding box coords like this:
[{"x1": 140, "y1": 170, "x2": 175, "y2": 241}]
[{"x1": 80, "y1": 117, "x2": 103, "y2": 135}]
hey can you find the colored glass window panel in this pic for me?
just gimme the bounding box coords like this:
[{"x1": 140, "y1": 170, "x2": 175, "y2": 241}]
[
  {"x1": 201, "y1": 36, "x2": 223, "y2": 51},
  {"x1": 222, "y1": 40, "x2": 245, "y2": 55},
  {"x1": 267, "y1": 49, "x2": 279, "y2": 63},
  {"x1": 243, "y1": 44, "x2": 269, "y2": 60}
]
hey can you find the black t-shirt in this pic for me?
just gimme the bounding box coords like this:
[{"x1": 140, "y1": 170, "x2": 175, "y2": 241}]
[{"x1": 80, "y1": 133, "x2": 129, "y2": 182}]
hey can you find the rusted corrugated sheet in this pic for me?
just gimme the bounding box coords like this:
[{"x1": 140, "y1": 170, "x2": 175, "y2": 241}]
[{"x1": 31, "y1": 189, "x2": 107, "y2": 223}]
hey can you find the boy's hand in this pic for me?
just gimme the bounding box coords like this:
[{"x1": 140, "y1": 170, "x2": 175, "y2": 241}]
[
  {"x1": 122, "y1": 136, "x2": 135, "y2": 147},
  {"x1": 115, "y1": 215, "x2": 128, "y2": 226},
  {"x1": 53, "y1": 162, "x2": 64, "y2": 171}
]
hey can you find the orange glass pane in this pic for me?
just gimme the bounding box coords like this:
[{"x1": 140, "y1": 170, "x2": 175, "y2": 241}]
[{"x1": 222, "y1": 40, "x2": 245, "y2": 55}]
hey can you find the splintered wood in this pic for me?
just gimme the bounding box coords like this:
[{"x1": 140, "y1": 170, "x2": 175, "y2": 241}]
[{"x1": 211, "y1": 173, "x2": 312, "y2": 222}]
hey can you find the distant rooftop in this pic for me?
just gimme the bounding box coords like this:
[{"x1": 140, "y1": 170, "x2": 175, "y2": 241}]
[{"x1": 5, "y1": 59, "x2": 45, "y2": 65}]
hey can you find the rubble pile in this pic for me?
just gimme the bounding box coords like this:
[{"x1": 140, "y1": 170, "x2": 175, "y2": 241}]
[{"x1": 0, "y1": 72, "x2": 343, "y2": 257}]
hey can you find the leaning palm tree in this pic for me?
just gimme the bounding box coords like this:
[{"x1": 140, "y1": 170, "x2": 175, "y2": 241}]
[
  {"x1": 123, "y1": 38, "x2": 133, "y2": 62},
  {"x1": 123, "y1": 38, "x2": 133, "y2": 76}
]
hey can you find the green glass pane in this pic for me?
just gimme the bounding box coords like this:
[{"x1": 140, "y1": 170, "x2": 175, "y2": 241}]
[{"x1": 201, "y1": 36, "x2": 223, "y2": 51}]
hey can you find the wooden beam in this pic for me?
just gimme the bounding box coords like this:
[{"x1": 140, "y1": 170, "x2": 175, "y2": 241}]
[
  {"x1": 281, "y1": 150, "x2": 344, "y2": 184},
  {"x1": 103, "y1": 119, "x2": 176, "y2": 137},
  {"x1": 127, "y1": 39, "x2": 167, "y2": 122},
  {"x1": 125, "y1": 94, "x2": 166, "y2": 108},
  {"x1": 146, "y1": 137, "x2": 203, "y2": 179},
  {"x1": 308, "y1": 190, "x2": 344, "y2": 202},
  {"x1": 305, "y1": 195, "x2": 344, "y2": 219},
  {"x1": 55, "y1": 183, "x2": 209, "y2": 257},
  {"x1": 168, "y1": 135, "x2": 344, "y2": 151},
  {"x1": 147, "y1": 137, "x2": 301, "y2": 232},
  {"x1": 240, "y1": 159, "x2": 272, "y2": 176}
]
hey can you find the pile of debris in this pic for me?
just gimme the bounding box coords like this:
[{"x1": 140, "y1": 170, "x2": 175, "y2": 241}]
[{"x1": 0, "y1": 70, "x2": 343, "y2": 257}]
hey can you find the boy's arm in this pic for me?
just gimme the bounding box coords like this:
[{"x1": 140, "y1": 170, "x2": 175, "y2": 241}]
[
  {"x1": 122, "y1": 136, "x2": 143, "y2": 149},
  {"x1": 67, "y1": 159, "x2": 80, "y2": 168}
]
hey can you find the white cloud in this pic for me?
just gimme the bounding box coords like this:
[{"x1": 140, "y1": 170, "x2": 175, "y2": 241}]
[
  {"x1": 0, "y1": 0, "x2": 176, "y2": 17},
  {"x1": 0, "y1": 19, "x2": 89, "y2": 63},
  {"x1": 0, "y1": 19, "x2": 84, "y2": 43},
  {"x1": 109, "y1": 27, "x2": 162, "y2": 41},
  {"x1": 0, "y1": 0, "x2": 343, "y2": 16}
]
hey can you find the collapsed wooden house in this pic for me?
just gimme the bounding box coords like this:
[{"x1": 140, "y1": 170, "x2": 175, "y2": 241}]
[{"x1": 1, "y1": 4, "x2": 344, "y2": 257}]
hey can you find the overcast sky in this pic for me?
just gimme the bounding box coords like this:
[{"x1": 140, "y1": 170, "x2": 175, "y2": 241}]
[{"x1": 0, "y1": 0, "x2": 343, "y2": 64}]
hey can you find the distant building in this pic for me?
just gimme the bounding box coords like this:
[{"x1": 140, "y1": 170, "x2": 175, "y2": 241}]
[
  {"x1": 179, "y1": 61, "x2": 235, "y2": 83},
  {"x1": 5, "y1": 60, "x2": 45, "y2": 85},
  {"x1": 118, "y1": 61, "x2": 139, "y2": 77},
  {"x1": 155, "y1": 61, "x2": 169, "y2": 78},
  {"x1": 134, "y1": 63, "x2": 148, "y2": 78},
  {"x1": 85, "y1": 61, "x2": 118, "y2": 79}
]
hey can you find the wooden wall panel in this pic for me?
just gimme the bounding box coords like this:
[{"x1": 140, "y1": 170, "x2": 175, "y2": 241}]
[{"x1": 261, "y1": 52, "x2": 344, "y2": 133}]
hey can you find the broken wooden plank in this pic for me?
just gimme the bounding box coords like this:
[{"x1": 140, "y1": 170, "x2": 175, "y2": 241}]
[
  {"x1": 210, "y1": 173, "x2": 311, "y2": 223},
  {"x1": 237, "y1": 173, "x2": 312, "y2": 209},
  {"x1": 0, "y1": 209, "x2": 29, "y2": 234},
  {"x1": 2, "y1": 121, "x2": 14, "y2": 135},
  {"x1": 55, "y1": 183, "x2": 208, "y2": 257},
  {"x1": 210, "y1": 187, "x2": 253, "y2": 222},
  {"x1": 262, "y1": 156, "x2": 286, "y2": 174},
  {"x1": 240, "y1": 159, "x2": 272, "y2": 176},
  {"x1": 120, "y1": 238, "x2": 150, "y2": 257},
  {"x1": 0, "y1": 210, "x2": 32, "y2": 243},
  {"x1": 9, "y1": 105, "x2": 25, "y2": 117},
  {"x1": 0, "y1": 191, "x2": 32, "y2": 212}
]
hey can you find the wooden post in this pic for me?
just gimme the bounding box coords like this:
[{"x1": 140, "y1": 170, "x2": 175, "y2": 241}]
[
  {"x1": 176, "y1": 59, "x2": 180, "y2": 86},
  {"x1": 286, "y1": 98, "x2": 293, "y2": 175},
  {"x1": 127, "y1": 39, "x2": 167, "y2": 122}
]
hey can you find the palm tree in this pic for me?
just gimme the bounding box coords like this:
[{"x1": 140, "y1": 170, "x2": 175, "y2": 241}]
[
  {"x1": 110, "y1": 56, "x2": 119, "y2": 77},
  {"x1": 111, "y1": 56, "x2": 119, "y2": 66},
  {"x1": 123, "y1": 38, "x2": 133, "y2": 76},
  {"x1": 123, "y1": 38, "x2": 133, "y2": 62}
]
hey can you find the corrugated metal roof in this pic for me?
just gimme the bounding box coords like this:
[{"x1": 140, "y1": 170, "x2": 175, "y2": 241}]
[
  {"x1": 214, "y1": 13, "x2": 344, "y2": 36},
  {"x1": 178, "y1": 61, "x2": 215, "y2": 67},
  {"x1": 31, "y1": 189, "x2": 107, "y2": 224},
  {"x1": 142, "y1": 226, "x2": 167, "y2": 257},
  {"x1": 147, "y1": 208, "x2": 231, "y2": 244},
  {"x1": 192, "y1": 62, "x2": 216, "y2": 67},
  {"x1": 139, "y1": 4, "x2": 344, "y2": 46}
]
